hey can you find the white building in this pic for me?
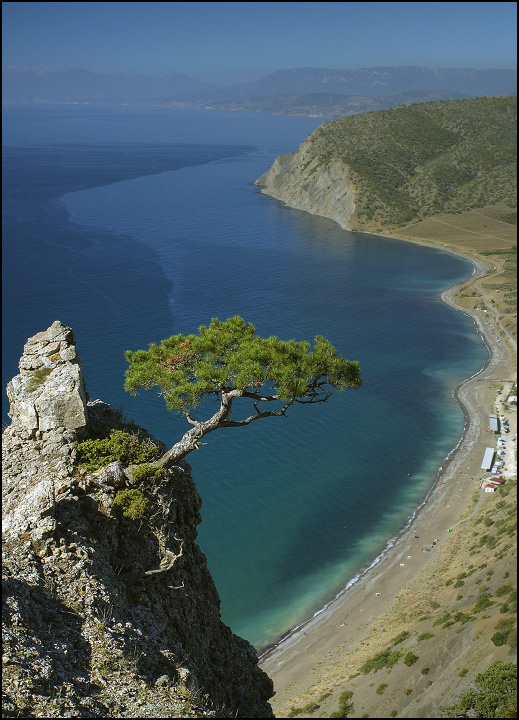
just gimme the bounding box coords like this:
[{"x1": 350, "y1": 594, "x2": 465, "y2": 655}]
[{"x1": 481, "y1": 447, "x2": 495, "y2": 471}]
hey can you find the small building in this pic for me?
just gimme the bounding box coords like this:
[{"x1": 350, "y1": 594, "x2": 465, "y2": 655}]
[
  {"x1": 481, "y1": 447, "x2": 495, "y2": 471},
  {"x1": 488, "y1": 477, "x2": 506, "y2": 485},
  {"x1": 489, "y1": 414, "x2": 499, "y2": 433},
  {"x1": 484, "y1": 484, "x2": 496, "y2": 493},
  {"x1": 507, "y1": 395, "x2": 517, "y2": 405}
]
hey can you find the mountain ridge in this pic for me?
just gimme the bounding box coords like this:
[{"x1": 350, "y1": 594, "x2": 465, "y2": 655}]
[{"x1": 3, "y1": 64, "x2": 516, "y2": 117}]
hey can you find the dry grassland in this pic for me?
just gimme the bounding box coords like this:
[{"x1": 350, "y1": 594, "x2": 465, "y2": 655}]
[{"x1": 381, "y1": 203, "x2": 517, "y2": 339}]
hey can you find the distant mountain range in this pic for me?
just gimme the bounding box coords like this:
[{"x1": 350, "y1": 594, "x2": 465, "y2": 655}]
[{"x1": 2, "y1": 65, "x2": 516, "y2": 117}]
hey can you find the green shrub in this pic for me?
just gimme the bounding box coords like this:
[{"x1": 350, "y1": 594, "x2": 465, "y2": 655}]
[
  {"x1": 452, "y1": 611, "x2": 473, "y2": 625},
  {"x1": 287, "y1": 702, "x2": 321, "y2": 717},
  {"x1": 330, "y1": 690, "x2": 354, "y2": 718},
  {"x1": 389, "y1": 631, "x2": 410, "y2": 647},
  {"x1": 287, "y1": 708, "x2": 302, "y2": 718},
  {"x1": 130, "y1": 464, "x2": 166, "y2": 484},
  {"x1": 491, "y1": 618, "x2": 516, "y2": 648},
  {"x1": 473, "y1": 593, "x2": 495, "y2": 613},
  {"x1": 404, "y1": 652, "x2": 419, "y2": 667},
  {"x1": 491, "y1": 631, "x2": 510, "y2": 647},
  {"x1": 459, "y1": 668, "x2": 469, "y2": 677},
  {"x1": 318, "y1": 692, "x2": 332, "y2": 702},
  {"x1": 421, "y1": 667, "x2": 430, "y2": 675},
  {"x1": 433, "y1": 612, "x2": 452, "y2": 626},
  {"x1": 442, "y1": 661, "x2": 517, "y2": 718},
  {"x1": 77, "y1": 431, "x2": 160, "y2": 472},
  {"x1": 417, "y1": 633, "x2": 435, "y2": 642},
  {"x1": 113, "y1": 489, "x2": 148, "y2": 520},
  {"x1": 302, "y1": 702, "x2": 320, "y2": 714},
  {"x1": 495, "y1": 584, "x2": 514, "y2": 597},
  {"x1": 376, "y1": 683, "x2": 388, "y2": 695},
  {"x1": 359, "y1": 649, "x2": 402, "y2": 675}
]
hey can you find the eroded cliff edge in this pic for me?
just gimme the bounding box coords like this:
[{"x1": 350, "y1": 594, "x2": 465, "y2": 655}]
[
  {"x1": 254, "y1": 97, "x2": 517, "y2": 238},
  {"x1": 255, "y1": 143, "x2": 357, "y2": 231},
  {"x1": 2, "y1": 321, "x2": 274, "y2": 718}
]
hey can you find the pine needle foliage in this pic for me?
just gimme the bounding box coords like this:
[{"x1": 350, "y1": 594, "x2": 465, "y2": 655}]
[
  {"x1": 124, "y1": 316, "x2": 361, "y2": 467},
  {"x1": 125, "y1": 316, "x2": 361, "y2": 411}
]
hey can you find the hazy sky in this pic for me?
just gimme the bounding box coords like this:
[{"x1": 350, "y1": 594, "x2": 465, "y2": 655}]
[{"x1": 2, "y1": 1, "x2": 517, "y2": 84}]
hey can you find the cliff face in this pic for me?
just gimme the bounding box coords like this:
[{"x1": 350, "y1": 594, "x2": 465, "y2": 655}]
[
  {"x1": 255, "y1": 142, "x2": 357, "y2": 231},
  {"x1": 255, "y1": 97, "x2": 517, "y2": 233},
  {"x1": 2, "y1": 322, "x2": 274, "y2": 718}
]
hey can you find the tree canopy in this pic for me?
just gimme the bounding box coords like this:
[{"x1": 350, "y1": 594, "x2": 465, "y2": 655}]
[
  {"x1": 124, "y1": 316, "x2": 361, "y2": 467},
  {"x1": 442, "y1": 662, "x2": 517, "y2": 718}
]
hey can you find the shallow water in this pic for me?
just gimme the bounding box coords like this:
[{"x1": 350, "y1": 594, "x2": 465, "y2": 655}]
[{"x1": 2, "y1": 104, "x2": 488, "y2": 650}]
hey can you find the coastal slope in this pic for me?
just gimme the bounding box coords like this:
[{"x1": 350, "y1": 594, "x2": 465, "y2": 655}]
[
  {"x1": 256, "y1": 96, "x2": 517, "y2": 334},
  {"x1": 256, "y1": 97, "x2": 517, "y2": 717},
  {"x1": 256, "y1": 96, "x2": 516, "y2": 229}
]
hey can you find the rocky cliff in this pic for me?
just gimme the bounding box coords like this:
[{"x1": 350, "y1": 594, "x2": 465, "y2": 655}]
[
  {"x1": 2, "y1": 322, "x2": 274, "y2": 718},
  {"x1": 255, "y1": 143, "x2": 357, "y2": 231},
  {"x1": 255, "y1": 97, "x2": 517, "y2": 233}
]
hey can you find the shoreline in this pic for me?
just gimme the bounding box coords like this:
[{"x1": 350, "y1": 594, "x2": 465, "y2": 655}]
[
  {"x1": 259, "y1": 234, "x2": 516, "y2": 706},
  {"x1": 258, "y1": 249, "x2": 485, "y2": 660}
]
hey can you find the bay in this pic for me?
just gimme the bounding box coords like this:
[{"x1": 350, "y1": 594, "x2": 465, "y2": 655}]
[{"x1": 2, "y1": 104, "x2": 488, "y2": 651}]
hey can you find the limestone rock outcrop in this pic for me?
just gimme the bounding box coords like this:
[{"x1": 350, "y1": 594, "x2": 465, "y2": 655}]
[
  {"x1": 255, "y1": 140, "x2": 356, "y2": 230},
  {"x1": 6, "y1": 321, "x2": 88, "y2": 438},
  {"x1": 2, "y1": 322, "x2": 274, "y2": 718}
]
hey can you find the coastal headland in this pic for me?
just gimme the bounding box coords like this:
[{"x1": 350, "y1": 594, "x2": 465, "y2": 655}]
[{"x1": 257, "y1": 177, "x2": 517, "y2": 716}]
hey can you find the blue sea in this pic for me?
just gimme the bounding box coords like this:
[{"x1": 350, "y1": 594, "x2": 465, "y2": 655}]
[{"x1": 2, "y1": 104, "x2": 488, "y2": 652}]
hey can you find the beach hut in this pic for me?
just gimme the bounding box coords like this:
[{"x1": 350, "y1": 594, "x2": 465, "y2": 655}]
[
  {"x1": 481, "y1": 447, "x2": 495, "y2": 471},
  {"x1": 484, "y1": 484, "x2": 496, "y2": 493},
  {"x1": 489, "y1": 414, "x2": 499, "y2": 433}
]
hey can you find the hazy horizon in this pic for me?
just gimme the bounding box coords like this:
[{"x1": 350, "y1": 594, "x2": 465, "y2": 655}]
[{"x1": 2, "y1": 2, "x2": 517, "y2": 86}]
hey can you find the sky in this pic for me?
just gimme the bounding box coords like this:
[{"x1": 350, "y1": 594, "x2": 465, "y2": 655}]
[{"x1": 2, "y1": 1, "x2": 517, "y2": 85}]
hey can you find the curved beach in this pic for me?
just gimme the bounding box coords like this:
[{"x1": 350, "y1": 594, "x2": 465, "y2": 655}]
[{"x1": 259, "y1": 244, "x2": 517, "y2": 714}]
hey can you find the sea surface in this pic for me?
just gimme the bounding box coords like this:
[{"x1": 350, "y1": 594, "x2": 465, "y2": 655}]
[{"x1": 2, "y1": 104, "x2": 488, "y2": 652}]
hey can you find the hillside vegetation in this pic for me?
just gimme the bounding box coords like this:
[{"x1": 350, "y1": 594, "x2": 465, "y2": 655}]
[
  {"x1": 307, "y1": 96, "x2": 516, "y2": 228},
  {"x1": 271, "y1": 474, "x2": 517, "y2": 719}
]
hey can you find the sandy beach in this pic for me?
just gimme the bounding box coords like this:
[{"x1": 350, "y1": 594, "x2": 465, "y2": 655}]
[{"x1": 259, "y1": 246, "x2": 517, "y2": 716}]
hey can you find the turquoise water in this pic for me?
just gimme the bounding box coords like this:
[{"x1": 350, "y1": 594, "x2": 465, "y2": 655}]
[{"x1": 2, "y1": 104, "x2": 488, "y2": 651}]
